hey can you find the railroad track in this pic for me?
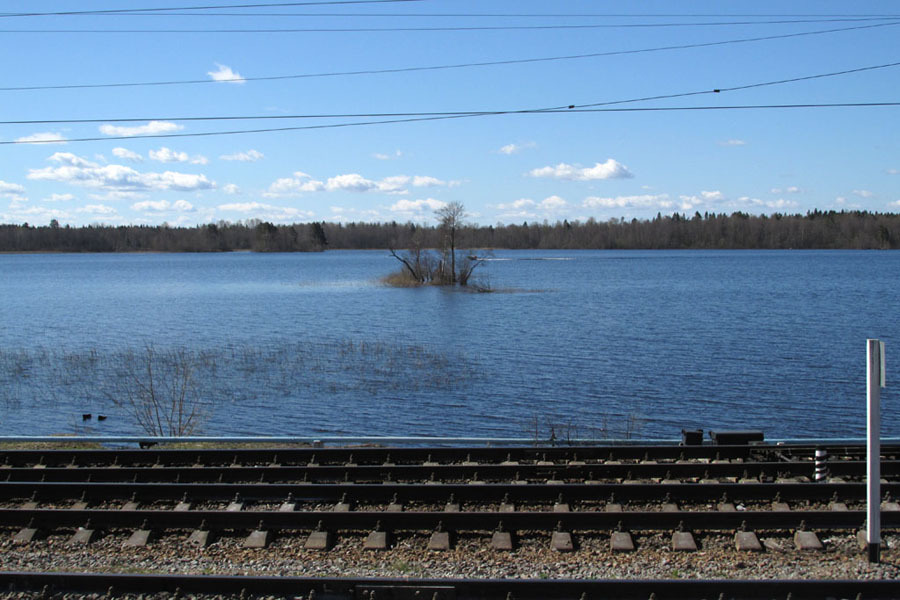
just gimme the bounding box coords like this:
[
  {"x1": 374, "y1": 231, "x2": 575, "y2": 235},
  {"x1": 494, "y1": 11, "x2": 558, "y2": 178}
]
[
  {"x1": 2, "y1": 572, "x2": 900, "y2": 600},
  {"x1": 1, "y1": 444, "x2": 898, "y2": 599},
  {"x1": 1, "y1": 444, "x2": 897, "y2": 549}
]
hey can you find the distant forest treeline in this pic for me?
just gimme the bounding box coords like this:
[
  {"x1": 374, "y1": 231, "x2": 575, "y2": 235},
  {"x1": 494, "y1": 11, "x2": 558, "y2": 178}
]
[{"x1": 2, "y1": 210, "x2": 899, "y2": 252}]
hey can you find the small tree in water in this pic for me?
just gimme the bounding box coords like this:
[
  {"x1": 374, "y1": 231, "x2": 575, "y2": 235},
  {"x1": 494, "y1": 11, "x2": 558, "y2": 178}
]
[
  {"x1": 387, "y1": 202, "x2": 486, "y2": 287},
  {"x1": 106, "y1": 346, "x2": 211, "y2": 436}
]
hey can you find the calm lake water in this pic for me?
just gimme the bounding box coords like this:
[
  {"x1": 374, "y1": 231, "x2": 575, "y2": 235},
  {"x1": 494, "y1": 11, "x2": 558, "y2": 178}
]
[{"x1": 1, "y1": 250, "x2": 898, "y2": 440}]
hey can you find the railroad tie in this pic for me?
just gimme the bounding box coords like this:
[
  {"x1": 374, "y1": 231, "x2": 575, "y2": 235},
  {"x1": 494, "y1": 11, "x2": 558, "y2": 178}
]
[
  {"x1": 188, "y1": 519, "x2": 215, "y2": 547},
  {"x1": 427, "y1": 521, "x2": 451, "y2": 551},
  {"x1": 121, "y1": 492, "x2": 140, "y2": 511},
  {"x1": 671, "y1": 521, "x2": 697, "y2": 552},
  {"x1": 623, "y1": 471, "x2": 641, "y2": 485},
  {"x1": 363, "y1": 520, "x2": 389, "y2": 551},
  {"x1": 604, "y1": 493, "x2": 622, "y2": 513},
  {"x1": 501, "y1": 453, "x2": 518, "y2": 466},
  {"x1": 610, "y1": 521, "x2": 635, "y2": 553},
  {"x1": 793, "y1": 521, "x2": 824, "y2": 552},
  {"x1": 226, "y1": 493, "x2": 244, "y2": 512},
  {"x1": 244, "y1": 520, "x2": 271, "y2": 548},
  {"x1": 828, "y1": 492, "x2": 849, "y2": 512},
  {"x1": 13, "y1": 518, "x2": 43, "y2": 544},
  {"x1": 568, "y1": 454, "x2": 585, "y2": 466},
  {"x1": 550, "y1": 521, "x2": 574, "y2": 552},
  {"x1": 332, "y1": 493, "x2": 351, "y2": 512},
  {"x1": 70, "y1": 519, "x2": 98, "y2": 545},
  {"x1": 771, "y1": 492, "x2": 791, "y2": 512},
  {"x1": 883, "y1": 493, "x2": 900, "y2": 511},
  {"x1": 386, "y1": 493, "x2": 403, "y2": 512},
  {"x1": 304, "y1": 520, "x2": 333, "y2": 551},
  {"x1": 490, "y1": 521, "x2": 514, "y2": 551},
  {"x1": 536, "y1": 453, "x2": 554, "y2": 466},
  {"x1": 124, "y1": 519, "x2": 154, "y2": 547},
  {"x1": 734, "y1": 521, "x2": 763, "y2": 552},
  {"x1": 553, "y1": 494, "x2": 570, "y2": 513},
  {"x1": 717, "y1": 493, "x2": 736, "y2": 512},
  {"x1": 174, "y1": 493, "x2": 192, "y2": 512},
  {"x1": 498, "y1": 493, "x2": 516, "y2": 513},
  {"x1": 660, "y1": 470, "x2": 681, "y2": 485},
  {"x1": 72, "y1": 491, "x2": 89, "y2": 511},
  {"x1": 20, "y1": 492, "x2": 38, "y2": 510},
  {"x1": 280, "y1": 493, "x2": 297, "y2": 512},
  {"x1": 661, "y1": 492, "x2": 679, "y2": 513}
]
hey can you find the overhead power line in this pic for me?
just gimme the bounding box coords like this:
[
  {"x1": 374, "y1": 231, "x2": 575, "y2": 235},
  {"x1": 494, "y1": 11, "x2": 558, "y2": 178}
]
[
  {"x1": 4, "y1": 102, "x2": 898, "y2": 146},
  {"x1": 0, "y1": 1, "x2": 421, "y2": 18},
  {"x1": 3, "y1": 23, "x2": 898, "y2": 93},
  {"x1": 5, "y1": 19, "x2": 900, "y2": 33},
  {"x1": 5, "y1": 61, "x2": 900, "y2": 127}
]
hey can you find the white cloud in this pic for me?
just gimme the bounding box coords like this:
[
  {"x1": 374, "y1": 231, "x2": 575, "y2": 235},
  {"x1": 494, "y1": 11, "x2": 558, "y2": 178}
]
[
  {"x1": 378, "y1": 175, "x2": 412, "y2": 194},
  {"x1": 15, "y1": 132, "x2": 67, "y2": 145},
  {"x1": 132, "y1": 200, "x2": 170, "y2": 212},
  {"x1": 99, "y1": 121, "x2": 183, "y2": 137},
  {"x1": 326, "y1": 173, "x2": 378, "y2": 192},
  {"x1": 266, "y1": 172, "x2": 325, "y2": 196},
  {"x1": 149, "y1": 147, "x2": 208, "y2": 165},
  {"x1": 222, "y1": 183, "x2": 240, "y2": 195},
  {"x1": 498, "y1": 141, "x2": 536, "y2": 155},
  {"x1": 266, "y1": 170, "x2": 454, "y2": 197},
  {"x1": 89, "y1": 190, "x2": 146, "y2": 201},
  {"x1": 701, "y1": 190, "x2": 724, "y2": 201},
  {"x1": 28, "y1": 152, "x2": 215, "y2": 192},
  {"x1": 390, "y1": 198, "x2": 447, "y2": 214},
  {"x1": 497, "y1": 198, "x2": 536, "y2": 211},
  {"x1": 373, "y1": 150, "x2": 403, "y2": 160},
  {"x1": 538, "y1": 195, "x2": 567, "y2": 210},
  {"x1": 217, "y1": 201, "x2": 314, "y2": 222},
  {"x1": 150, "y1": 147, "x2": 190, "y2": 163},
  {"x1": 583, "y1": 194, "x2": 672, "y2": 209},
  {"x1": 44, "y1": 193, "x2": 74, "y2": 202},
  {"x1": 208, "y1": 63, "x2": 245, "y2": 84},
  {"x1": 77, "y1": 204, "x2": 117, "y2": 216},
  {"x1": 0, "y1": 180, "x2": 26, "y2": 199},
  {"x1": 220, "y1": 150, "x2": 264, "y2": 162},
  {"x1": 112, "y1": 147, "x2": 143, "y2": 162},
  {"x1": 771, "y1": 186, "x2": 802, "y2": 194},
  {"x1": 887, "y1": 168, "x2": 899, "y2": 175},
  {"x1": 132, "y1": 199, "x2": 195, "y2": 213},
  {"x1": 529, "y1": 159, "x2": 633, "y2": 181},
  {"x1": 719, "y1": 139, "x2": 746, "y2": 146},
  {"x1": 852, "y1": 189, "x2": 874, "y2": 198},
  {"x1": 412, "y1": 175, "x2": 453, "y2": 187}
]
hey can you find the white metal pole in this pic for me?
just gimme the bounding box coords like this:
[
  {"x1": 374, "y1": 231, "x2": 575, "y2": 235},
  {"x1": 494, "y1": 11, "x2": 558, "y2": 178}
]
[{"x1": 867, "y1": 339, "x2": 884, "y2": 563}]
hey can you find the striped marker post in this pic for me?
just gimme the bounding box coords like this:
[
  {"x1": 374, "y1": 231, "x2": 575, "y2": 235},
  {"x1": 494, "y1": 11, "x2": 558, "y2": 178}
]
[{"x1": 867, "y1": 339, "x2": 886, "y2": 563}]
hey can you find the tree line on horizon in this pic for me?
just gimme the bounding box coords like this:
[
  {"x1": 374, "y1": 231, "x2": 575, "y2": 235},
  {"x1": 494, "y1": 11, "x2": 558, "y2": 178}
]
[{"x1": 1, "y1": 209, "x2": 899, "y2": 253}]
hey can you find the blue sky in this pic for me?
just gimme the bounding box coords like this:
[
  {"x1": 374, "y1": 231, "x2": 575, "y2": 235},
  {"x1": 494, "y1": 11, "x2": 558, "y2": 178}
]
[{"x1": 1, "y1": 0, "x2": 898, "y2": 227}]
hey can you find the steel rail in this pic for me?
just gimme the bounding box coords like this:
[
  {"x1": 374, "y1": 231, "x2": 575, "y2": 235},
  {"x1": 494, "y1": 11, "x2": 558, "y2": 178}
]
[
  {"x1": 2, "y1": 572, "x2": 900, "y2": 600},
  {"x1": 2, "y1": 481, "x2": 899, "y2": 505},
  {"x1": 0, "y1": 445, "x2": 775, "y2": 467},
  {"x1": 2, "y1": 443, "x2": 897, "y2": 467},
  {"x1": 3, "y1": 507, "x2": 897, "y2": 532},
  {"x1": 1, "y1": 461, "x2": 896, "y2": 483}
]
